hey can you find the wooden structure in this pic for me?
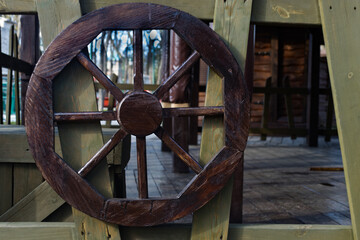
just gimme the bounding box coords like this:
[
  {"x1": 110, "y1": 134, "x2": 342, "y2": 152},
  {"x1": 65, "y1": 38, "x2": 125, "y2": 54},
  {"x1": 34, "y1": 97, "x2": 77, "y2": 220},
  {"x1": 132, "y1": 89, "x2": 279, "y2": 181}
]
[{"x1": 0, "y1": 1, "x2": 359, "y2": 240}]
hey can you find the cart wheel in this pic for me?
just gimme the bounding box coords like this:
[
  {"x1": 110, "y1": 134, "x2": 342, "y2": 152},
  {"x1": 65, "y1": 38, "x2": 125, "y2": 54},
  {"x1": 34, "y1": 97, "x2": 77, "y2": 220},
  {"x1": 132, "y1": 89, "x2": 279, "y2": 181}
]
[{"x1": 25, "y1": 3, "x2": 250, "y2": 226}]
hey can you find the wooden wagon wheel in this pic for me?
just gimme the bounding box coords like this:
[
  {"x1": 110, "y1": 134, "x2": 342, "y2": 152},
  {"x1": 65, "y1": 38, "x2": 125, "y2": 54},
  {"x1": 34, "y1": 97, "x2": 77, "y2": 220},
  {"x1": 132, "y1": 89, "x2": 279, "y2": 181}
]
[{"x1": 25, "y1": 3, "x2": 250, "y2": 226}]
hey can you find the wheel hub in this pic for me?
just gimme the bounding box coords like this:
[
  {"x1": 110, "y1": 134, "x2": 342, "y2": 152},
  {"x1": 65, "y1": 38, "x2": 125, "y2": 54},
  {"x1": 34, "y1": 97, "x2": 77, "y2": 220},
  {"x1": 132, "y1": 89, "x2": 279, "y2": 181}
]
[{"x1": 117, "y1": 92, "x2": 163, "y2": 136}]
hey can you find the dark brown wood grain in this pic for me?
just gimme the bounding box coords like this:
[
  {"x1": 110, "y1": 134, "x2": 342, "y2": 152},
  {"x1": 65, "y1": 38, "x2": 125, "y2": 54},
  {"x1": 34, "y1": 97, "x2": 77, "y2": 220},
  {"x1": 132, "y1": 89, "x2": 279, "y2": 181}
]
[
  {"x1": 78, "y1": 128, "x2": 128, "y2": 177},
  {"x1": 136, "y1": 136, "x2": 148, "y2": 198},
  {"x1": 77, "y1": 52, "x2": 125, "y2": 102},
  {"x1": 153, "y1": 51, "x2": 200, "y2": 100},
  {"x1": 162, "y1": 106, "x2": 224, "y2": 118},
  {"x1": 54, "y1": 111, "x2": 116, "y2": 121},
  {"x1": 154, "y1": 127, "x2": 202, "y2": 174},
  {"x1": 25, "y1": 3, "x2": 250, "y2": 226},
  {"x1": 117, "y1": 92, "x2": 163, "y2": 136},
  {"x1": 133, "y1": 30, "x2": 144, "y2": 91}
]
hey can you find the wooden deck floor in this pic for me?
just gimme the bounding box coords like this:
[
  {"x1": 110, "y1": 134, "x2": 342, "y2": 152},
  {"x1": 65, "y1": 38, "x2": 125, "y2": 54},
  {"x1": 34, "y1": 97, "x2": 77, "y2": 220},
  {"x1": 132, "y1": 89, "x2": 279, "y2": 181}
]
[{"x1": 125, "y1": 135, "x2": 350, "y2": 225}]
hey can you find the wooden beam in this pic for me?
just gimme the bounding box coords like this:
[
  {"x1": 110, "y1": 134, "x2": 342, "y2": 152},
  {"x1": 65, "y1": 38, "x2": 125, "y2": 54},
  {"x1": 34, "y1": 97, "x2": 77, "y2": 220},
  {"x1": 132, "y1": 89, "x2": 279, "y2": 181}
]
[
  {"x1": 0, "y1": 0, "x2": 322, "y2": 25},
  {"x1": 122, "y1": 224, "x2": 353, "y2": 240},
  {"x1": 0, "y1": 0, "x2": 36, "y2": 13},
  {"x1": 191, "y1": 0, "x2": 253, "y2": 239},
  {"x1": 36, "y1": 0, "x2": 121, "y2": 239},
  {"x1": 0, "y1": 223, "x2": 353, "y2": 240},
  {"x1": 251, "y1": 0, "x2": 321, "y2": 26},
  {"x1": 0, "y1": 181, "x2": 65, "y2": 222},
  {"x1": 0, "y1": 222, "x2": 76, "y2": 240},
  {"x1": 79, "y1": 0, "x2": 215, "y2": 20},
  {"x1": 319, "y1": 1, "x2": 360, "y2": 240},
  {"x1": 0, "y1": 52, "x2": 34, "y2": 75}
]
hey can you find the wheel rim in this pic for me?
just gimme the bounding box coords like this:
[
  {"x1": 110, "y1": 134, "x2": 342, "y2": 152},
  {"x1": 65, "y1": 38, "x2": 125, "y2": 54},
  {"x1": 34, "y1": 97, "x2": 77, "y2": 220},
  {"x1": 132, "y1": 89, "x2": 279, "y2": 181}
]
[{"x1": 25, "y1": 3, "x2": 250, "y2": 226}]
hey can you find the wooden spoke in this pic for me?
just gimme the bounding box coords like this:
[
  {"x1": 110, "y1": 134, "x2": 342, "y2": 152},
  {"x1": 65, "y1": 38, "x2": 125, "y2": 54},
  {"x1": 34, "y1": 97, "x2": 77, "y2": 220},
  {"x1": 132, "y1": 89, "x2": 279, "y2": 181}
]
[
  {"x1": 54, "y1": 111, "x2": 116, "y2": 121},
  {"x1": 133, "y1": 30, "x2": 144, "y2": 91},
  {"x1": 153, "y1": 51, "x2": 200, "y2": 100},
  {"x1": 162, "y1": 106, "x2": 224, "y2": 118},
  {"x1": 76, "y1": 52, "x2": 124, "y2": 102},
  {"x1": 136, "y1": 136, "x2": 148, "y2": 198},
  {"x1": 78, "y1": 128, "x2": 128, "y2": 177},
  {"x1": 154, "y1": 127, "x2": 202, "y2": 174}
]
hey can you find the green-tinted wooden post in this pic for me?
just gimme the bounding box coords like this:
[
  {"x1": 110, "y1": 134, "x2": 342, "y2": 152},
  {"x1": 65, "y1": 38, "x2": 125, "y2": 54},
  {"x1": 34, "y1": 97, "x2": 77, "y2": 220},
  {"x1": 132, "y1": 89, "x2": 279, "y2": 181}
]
[
  {"x1": 191, "y1": 0, "x2": 253, "y2": 239},
  {"x1": 36, "y1": 0, "x2": 121, "y2": 239},
  {"x1": 319, "y1": 1, "x2": 360, "y2": 239}
]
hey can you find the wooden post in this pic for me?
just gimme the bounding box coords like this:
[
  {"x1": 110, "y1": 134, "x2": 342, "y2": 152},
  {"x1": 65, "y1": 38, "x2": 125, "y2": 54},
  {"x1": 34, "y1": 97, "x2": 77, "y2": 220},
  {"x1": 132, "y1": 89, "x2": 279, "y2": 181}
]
[
  {"x1": 261, "y1": 77, "x2": 271, "y2": 140},
  {"x1": 191, "y1": 0, "x2": 253, "y2": 239},
  {"x1": 5, "y1": 24, "x2": 14, "y2": 125},
  {"x1": 230, "y1": 24, "x2": 255, "y2": 223},
  {"x1": 14, "y1": 35, "x2": 20, "y2": 125},
  {"x1": 169, "y1": 31, "x2": 191, "y2": 173},
  {"x1": 283, "y1": 76, "x2": 296, "y2": 139},
  {"x1": 319, "y1": 1, "x2": 360, "y2": 239},
  {"x1": 36, "y1": 0, "x2": 121, "y2": 239},
  {"x1": 19, "y1": 15, "x2": 40, "y2": 125},
  {"x1": 306, "y1": 28, "x2": 321, "y2": 147},
  {"x1": 189, "y1": 59, "x2": 200, "y2": 145}
]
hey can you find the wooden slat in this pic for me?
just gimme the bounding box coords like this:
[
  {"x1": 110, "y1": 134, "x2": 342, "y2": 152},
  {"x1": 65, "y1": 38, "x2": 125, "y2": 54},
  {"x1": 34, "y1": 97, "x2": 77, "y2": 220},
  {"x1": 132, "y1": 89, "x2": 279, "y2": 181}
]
[
  {"x1": 0, "y1": 164, "x2": 13, "y2": 215},
  {"x1": 36, "y1": 0, "x2": 122, "y2": 239},
  {"x1": 319, "y1": 1, "x2": 360, "y2": 240},
  {"x1": 191, "y1": 0, "x2": 253, "y2": 239}
]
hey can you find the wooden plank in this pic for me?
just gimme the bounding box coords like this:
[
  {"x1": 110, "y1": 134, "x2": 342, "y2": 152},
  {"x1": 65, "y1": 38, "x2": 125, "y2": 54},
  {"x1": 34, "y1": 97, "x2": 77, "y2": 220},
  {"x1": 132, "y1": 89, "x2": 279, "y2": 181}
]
[
  {"x1": 13, "y1": 163, "x2": 43, "y2": 204},
  {"x1": 121, "y1": 224, "x2": 353, "y2": 240},
  {"x1": 0, "y1": 126, "x2": 62, "y2": 163},
  {"x1": 0, "y1": 0, "x2": 322, "y2": 25},
  {"x1": 0, "y1": 223, "x2": 353, "y2": 240},
  {"x1": 191, "y1": 0, "x2": 253, "y2": 239},
  {"x1": 0, "y1": 0, "x2": 36, "y2": 13},
  {"x1": 0, "y1": 222, "x2": 76, "y2": 240},
  {"x1": 319, "y1": 1, "x2": 360, "y2": 240},
  {"x1": 0, "y1": 164, "x2": 13, "y2": 215},
  {"x1": 36, "y1": 0, "x2": 121, "y2": 238},
  {"x1": 251, "y1": 0, "x2": 321, "y2": 26},
  {"x1": 79, "y1": 0, "x2": 215, "y2": 20}
]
